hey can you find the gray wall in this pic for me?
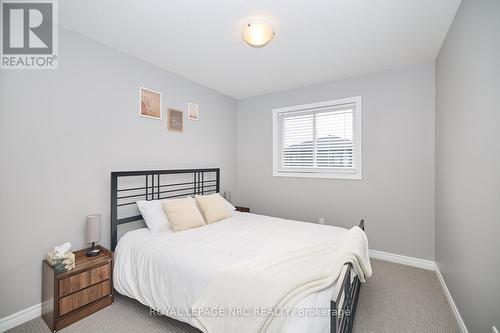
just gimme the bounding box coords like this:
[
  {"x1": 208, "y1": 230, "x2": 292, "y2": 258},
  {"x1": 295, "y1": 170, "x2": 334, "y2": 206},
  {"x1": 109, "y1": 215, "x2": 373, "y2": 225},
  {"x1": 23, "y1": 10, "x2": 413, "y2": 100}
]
[
  {"x1": 435, "y1": 0, "x2": 500, "y2": 332},
  {"x1": 0, "y1": 28, "x2": 237, "y2": 317},
  {"x1": 236, "y1": 62, "x2": 436, "y2": 260}
]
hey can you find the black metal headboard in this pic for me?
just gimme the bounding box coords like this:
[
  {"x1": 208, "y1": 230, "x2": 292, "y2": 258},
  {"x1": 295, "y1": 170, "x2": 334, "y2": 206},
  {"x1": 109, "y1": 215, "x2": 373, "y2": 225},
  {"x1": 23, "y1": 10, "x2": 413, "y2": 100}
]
[{"x1": 110, "y1": 168, "x2": 220, "y2": 250}]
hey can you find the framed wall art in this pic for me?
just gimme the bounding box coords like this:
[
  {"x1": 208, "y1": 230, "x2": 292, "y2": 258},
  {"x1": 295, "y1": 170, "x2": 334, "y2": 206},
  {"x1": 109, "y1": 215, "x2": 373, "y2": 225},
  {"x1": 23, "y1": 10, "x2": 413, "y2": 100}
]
[
  {"x1": 188, "y1": 102, "x2": 199, "y2": 120},
  {"x1": 139, "y1": 87, "x2": 162, "y2": 119},
  {"x1": 168, "y1": 108, "x2": 183, "y2": 132}
]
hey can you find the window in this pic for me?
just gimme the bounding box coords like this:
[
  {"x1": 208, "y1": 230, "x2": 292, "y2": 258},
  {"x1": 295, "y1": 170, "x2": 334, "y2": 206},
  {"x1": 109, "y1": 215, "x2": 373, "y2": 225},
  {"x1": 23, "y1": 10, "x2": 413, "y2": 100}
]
[{"x1": 272, "y1": 96, "x2": 362, "y2": 179}]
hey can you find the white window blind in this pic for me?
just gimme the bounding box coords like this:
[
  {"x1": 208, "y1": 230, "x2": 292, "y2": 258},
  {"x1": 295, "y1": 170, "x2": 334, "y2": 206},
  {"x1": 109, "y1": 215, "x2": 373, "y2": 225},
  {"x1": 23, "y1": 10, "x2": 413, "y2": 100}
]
[
  {"x1": 273, "y1": 97, "x2": 362, "y2": 179},
  {"x1": 281, "y1": 113, "x2": 314, "y2": 167}
]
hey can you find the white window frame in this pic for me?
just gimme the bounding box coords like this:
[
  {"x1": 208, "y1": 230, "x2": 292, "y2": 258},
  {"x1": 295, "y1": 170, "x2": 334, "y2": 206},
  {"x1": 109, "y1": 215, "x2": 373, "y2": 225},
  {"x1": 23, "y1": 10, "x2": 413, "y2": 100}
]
[{"x1": 272, "y1": 96, "x2": 362, "y2": 180}]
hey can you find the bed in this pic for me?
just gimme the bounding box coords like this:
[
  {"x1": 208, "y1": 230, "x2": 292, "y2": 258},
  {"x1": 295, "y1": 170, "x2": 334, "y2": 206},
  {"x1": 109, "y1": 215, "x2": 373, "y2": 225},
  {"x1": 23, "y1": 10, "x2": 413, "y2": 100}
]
[{"x1": 110, "y1": 168, "x2": 369, "y2": 333}]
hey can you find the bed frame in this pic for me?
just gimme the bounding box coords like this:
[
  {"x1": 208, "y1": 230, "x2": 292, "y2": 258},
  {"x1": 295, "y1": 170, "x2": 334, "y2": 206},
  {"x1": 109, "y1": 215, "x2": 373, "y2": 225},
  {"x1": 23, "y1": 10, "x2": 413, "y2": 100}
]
[
  {"x1": 110, "y1": 168, "x2": 220, "y2": 251},
  {"x1": 331, "y1": 219, "x2": 364, "y2": 333},
  {"x1": 110, "y1": 168, "x2": 364, "y2": 333}
]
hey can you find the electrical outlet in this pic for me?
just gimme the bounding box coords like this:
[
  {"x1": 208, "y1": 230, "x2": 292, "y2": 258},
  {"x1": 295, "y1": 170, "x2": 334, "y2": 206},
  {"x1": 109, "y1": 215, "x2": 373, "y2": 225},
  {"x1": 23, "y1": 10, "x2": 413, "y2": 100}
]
[
  {"x1": 318, "y1": 217, "x2": 325, "y2": 225},
  {"x1": 493, "y1": 326, "x2": 498, "y2": 333}
]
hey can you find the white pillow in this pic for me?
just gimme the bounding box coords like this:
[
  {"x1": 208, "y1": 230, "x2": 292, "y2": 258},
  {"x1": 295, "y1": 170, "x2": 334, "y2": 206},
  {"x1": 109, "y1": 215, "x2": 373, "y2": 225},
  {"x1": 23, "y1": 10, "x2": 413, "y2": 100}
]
[
  {"x1": 137, "y1": 194, "x2": 234, "y2": 231},
  {"x1": 136, "y1": 200, "x2": 171, "y2": 232}
]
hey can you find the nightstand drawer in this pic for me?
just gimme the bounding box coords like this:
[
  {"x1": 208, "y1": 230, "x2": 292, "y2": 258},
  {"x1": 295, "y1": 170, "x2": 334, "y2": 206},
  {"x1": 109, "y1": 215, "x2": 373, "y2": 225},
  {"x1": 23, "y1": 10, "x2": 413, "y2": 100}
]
[
  {"x1": 59, "y1": 280, "x2": 110, "y2": 316},
  {"x1": 59, "y1": 263, "x2": 110, "y2": 297}
]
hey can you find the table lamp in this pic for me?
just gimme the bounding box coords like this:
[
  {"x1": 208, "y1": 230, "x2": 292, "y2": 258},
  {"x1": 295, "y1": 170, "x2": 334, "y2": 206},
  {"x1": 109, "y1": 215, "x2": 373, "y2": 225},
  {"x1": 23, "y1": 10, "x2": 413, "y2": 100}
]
[{"x1": 85, "y1": 214, "x2": 101, "y2": 257}]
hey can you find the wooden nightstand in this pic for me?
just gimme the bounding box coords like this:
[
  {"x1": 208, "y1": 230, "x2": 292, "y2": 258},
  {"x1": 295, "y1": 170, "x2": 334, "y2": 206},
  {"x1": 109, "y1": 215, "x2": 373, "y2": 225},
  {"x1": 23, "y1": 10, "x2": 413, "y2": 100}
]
[
  {"x1": 42, "y1": 246, "x2": 113, "y2": 332},
  {"x1": 235, "y1": 206, "x2": 250, "y2": 213}
]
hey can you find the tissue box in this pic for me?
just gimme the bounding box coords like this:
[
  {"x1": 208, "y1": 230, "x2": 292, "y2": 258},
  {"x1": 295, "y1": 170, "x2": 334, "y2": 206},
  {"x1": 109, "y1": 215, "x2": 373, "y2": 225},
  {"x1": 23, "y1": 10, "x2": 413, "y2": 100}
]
[{"x1": 47, "y1": 251, "x2": 75, "y2": 273}]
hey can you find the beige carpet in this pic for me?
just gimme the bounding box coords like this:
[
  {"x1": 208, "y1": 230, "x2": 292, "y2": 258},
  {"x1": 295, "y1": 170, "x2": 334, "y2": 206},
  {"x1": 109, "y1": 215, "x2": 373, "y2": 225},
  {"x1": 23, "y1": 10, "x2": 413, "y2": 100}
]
[
  {"x1": 352, "y1": 260, "x2": 459, "y2": 333},
  {"x1": 8, "y1": 259, "x2": 459, "y2": 333}
]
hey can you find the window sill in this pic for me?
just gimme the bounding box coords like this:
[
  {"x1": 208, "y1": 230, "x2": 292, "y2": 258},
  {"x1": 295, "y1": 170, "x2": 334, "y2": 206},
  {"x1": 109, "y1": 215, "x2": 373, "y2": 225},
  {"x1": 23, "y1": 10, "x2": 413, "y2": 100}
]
[{"x1": 273, "y1": 171, "x2": 362, "y2": 180}]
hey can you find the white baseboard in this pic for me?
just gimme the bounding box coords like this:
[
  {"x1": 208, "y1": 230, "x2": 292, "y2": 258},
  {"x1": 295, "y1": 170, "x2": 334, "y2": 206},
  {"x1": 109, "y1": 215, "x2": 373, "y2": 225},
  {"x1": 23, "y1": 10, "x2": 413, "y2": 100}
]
[
  {"x1": 369, "y1": 249, "x2": 435, "y2": 270},
  {"x1": 0, "y1": 303, "x2": 41, "y2": 333},
  {"x1": 435, "y1": 263, "x2": 469, "y2": 333}
]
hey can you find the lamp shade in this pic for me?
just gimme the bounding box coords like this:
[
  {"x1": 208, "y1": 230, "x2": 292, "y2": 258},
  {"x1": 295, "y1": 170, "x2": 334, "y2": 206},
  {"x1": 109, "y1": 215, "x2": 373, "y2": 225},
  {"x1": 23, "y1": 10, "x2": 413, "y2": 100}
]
[
  {"x1": 85, "y1": 214, "x2": 101, "y2": 243},
  {"x1": 242, "y1": 20, "x2": 275, "y2": 48}
]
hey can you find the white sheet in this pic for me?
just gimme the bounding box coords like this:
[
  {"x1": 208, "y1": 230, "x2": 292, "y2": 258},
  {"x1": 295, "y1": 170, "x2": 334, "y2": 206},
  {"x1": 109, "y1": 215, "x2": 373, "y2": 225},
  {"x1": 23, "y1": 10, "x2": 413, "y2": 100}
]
[
  {"x1": 114, "y1": 212, "x2": 360, "y2": 333},
  {"x1": 192, "y1": 226, "x2": 371, "y2": 333}
]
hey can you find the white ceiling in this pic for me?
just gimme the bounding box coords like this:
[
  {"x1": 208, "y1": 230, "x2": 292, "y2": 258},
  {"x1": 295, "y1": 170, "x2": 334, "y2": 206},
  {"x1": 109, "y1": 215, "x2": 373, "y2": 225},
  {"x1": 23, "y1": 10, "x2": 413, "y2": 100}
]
[{"x1": 59, "y1": 0, "x2": 460, "y2": 99}]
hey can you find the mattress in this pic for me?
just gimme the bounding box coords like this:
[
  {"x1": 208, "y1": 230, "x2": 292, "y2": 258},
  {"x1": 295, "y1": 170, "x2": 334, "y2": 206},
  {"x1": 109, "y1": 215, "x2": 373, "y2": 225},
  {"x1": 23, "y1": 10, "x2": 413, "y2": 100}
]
[{"x1": 113, "y1": 212, "x2": 355, "y2": 333}]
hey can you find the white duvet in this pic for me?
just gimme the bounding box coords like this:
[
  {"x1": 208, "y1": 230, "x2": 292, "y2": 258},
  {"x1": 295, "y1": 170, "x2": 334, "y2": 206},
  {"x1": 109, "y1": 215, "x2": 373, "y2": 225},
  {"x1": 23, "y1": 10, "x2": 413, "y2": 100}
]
[{"x1": 114, "y1": 212, "x2": 368, "y2": 333}]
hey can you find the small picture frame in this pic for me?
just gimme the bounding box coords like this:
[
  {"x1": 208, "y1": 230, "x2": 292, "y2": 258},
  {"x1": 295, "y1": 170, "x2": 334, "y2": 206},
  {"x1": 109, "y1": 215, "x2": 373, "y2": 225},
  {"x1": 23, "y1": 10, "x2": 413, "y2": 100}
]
[
  {"x1": 139, "y1": 87, "x2": 162, "y2": 119},
  {"x1": 168, "y1": 108, "x2": 183, "y2": 132},
  {"x1": 188, "y1": 102, "x2": 199, "y2": 121}
]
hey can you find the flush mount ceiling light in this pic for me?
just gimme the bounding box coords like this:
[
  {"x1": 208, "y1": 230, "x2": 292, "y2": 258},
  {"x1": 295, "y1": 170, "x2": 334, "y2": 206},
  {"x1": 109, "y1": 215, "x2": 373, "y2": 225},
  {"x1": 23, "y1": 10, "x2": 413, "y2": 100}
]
[{"x1": 242, "y1": 20, "x2": 275, "y2": 48}]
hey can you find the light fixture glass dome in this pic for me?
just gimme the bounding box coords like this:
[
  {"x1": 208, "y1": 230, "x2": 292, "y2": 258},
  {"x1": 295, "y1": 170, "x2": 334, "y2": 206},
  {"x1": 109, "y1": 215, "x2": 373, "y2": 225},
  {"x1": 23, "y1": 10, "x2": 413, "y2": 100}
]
[{"x1": 242, "y1": 20, "x2": 275, "y2": 48}]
